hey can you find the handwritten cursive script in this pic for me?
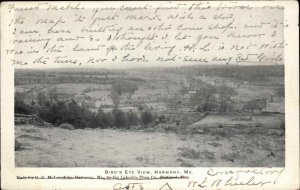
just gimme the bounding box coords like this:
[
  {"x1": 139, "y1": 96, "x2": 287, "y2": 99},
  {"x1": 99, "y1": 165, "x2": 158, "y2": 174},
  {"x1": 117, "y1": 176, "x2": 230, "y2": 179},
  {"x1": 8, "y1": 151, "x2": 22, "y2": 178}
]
[
  {"x1": 2, "y1": 1, "x2": 286, "y2": 68},
  {"x1": 188, "y1": 168, "x2": 285, "y2": 189}
]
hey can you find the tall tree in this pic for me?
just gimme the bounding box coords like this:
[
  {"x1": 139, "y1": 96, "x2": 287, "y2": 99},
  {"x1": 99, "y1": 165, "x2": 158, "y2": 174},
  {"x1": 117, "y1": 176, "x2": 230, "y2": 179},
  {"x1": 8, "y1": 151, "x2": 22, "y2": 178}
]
[
  {"x1": 243, "y1": 98, "x2": 267, "y2": 113},
  {"x1": 111, "y1": 80, "x2": 138, "y2": 107},
  {"x1": 141, "y1": 111, "x2": 153, "y2": 127},
  {"x1": 217, "y1": 85, "x2": 237, "y2": 113}
]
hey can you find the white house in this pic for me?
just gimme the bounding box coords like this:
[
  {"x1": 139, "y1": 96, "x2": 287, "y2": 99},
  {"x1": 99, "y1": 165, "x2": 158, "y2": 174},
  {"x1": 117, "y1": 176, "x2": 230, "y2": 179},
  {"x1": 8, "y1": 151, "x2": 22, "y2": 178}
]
[{"x1": 95, "y1": 96, "x2": 113, "y2": 108}]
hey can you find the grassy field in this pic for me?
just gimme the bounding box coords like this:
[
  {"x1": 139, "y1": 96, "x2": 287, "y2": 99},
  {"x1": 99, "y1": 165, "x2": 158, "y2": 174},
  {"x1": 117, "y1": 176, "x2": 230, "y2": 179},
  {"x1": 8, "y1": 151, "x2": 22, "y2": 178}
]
[{"x1": 192, "y1": 113, "x2": 284, "y2": 128}]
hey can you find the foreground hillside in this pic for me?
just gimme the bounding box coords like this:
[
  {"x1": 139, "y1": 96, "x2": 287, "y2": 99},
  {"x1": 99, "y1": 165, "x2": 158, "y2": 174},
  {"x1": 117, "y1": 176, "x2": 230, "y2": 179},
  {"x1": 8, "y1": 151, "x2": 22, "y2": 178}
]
[{"x1": 15, "y1": 122, "x2": 284, "y2": 167}]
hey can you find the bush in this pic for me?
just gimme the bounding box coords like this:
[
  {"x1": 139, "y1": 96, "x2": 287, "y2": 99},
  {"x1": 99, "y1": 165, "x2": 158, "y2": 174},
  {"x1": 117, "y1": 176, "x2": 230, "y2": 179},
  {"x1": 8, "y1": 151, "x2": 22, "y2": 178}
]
[
  {"x1": 158, "y1": 115, "x2": 166, "y2": 123},
  {"x1": 59, "y1": 123, "x2": 74, "y2": 130},
  {"x1": 221, "y1": 151, "x2": 240, "y2": 162},
  {"x1": 178, "y1": 147, "x2": 200, "y2": 159},
  {"x1": 15, "y1": 139, "x2": 22, "y2": 151},
  {"x1": 15, "y1": 100, "x2": 33, "y2": 115}
]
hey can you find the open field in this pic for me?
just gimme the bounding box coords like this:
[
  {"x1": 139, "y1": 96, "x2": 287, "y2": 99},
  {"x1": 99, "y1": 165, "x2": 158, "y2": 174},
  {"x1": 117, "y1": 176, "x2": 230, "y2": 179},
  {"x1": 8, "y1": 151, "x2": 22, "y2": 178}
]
[
  {"x1": 15, "y1": 113, "x2": 284, "y2": 167},
  {"x1": 192, "y1": 113, "x2": 284, "y2": 128}
]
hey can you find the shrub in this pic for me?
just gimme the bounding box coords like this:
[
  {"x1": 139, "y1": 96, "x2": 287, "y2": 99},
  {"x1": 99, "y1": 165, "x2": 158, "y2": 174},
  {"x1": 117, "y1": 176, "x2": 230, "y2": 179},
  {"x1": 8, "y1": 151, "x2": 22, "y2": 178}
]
[
  {"x1": 221, "y1": 151, "x2": 239, "y2": 162},
  {"x1": 59, "y1": 123, "x2": 74, "y2": 130},
  {"x1": 178, "y1": 147, "x2": 200, "y2": 159},
  {"x1": 202, "y1": 126, "x2": 210, "y2": 134},
  {"x1": 15, "y1": 100, "x2": 33, "y2": 115},
  {"x1": 158, "y1": 115, "x2": 166, "y2": 123},
  {"x1": 15, "y1": 139, "x2": 22, "y2": 151}
]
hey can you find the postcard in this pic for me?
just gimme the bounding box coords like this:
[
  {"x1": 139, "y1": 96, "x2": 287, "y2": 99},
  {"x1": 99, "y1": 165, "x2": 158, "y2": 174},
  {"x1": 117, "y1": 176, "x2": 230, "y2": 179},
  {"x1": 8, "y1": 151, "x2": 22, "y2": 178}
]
[{"x1": 1, "y1": 1, "x2": 299, "y2": 189}]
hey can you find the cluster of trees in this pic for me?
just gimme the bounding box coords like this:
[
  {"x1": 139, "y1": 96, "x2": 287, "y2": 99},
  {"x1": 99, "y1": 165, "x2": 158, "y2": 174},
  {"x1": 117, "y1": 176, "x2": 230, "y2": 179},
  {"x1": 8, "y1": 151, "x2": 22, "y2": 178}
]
[
  {"x1": 111, "y1": 80, "x2": 138, "y2": 107},
  {"x1": 187, "y1": 81, "x2": 237, "y2": 113},
  {"x1": 243, "y1": 98, "x2": 267, "y2": 113},
  {"x1": 96, "y1": 108, "x2": 153, "y2": 129},
  {"x1": 181, "y1": 76, "x2": 277, "y2": 113},
  {"x1": 15, "y1": 91, "x2": 156, "y2": 129}
]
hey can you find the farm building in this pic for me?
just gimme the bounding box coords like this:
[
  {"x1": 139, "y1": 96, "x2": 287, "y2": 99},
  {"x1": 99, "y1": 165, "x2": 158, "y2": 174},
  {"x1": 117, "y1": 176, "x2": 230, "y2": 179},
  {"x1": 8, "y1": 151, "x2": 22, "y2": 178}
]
[
  {"x1": 264, "y1": 97, "x2": 285, "y2": 113},
  {"x1": 144, "y1": 102, "x2": 167, "y2": 111},
  {"x1": 95, "y1": 96, "x2": 113, "y2": 108}
]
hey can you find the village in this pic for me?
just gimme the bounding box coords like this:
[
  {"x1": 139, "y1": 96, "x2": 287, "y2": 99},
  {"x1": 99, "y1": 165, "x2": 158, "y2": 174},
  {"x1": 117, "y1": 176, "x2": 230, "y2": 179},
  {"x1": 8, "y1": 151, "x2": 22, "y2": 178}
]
[
  {"x1": 14, "y1": 65, "x2": 285, "y2": 167},
  {"x1": 15, "y1": 65, "x2": 285, "y2": 127},
  {"x1": 73, "y1": 70, "x2": 284, "y2": 116}
]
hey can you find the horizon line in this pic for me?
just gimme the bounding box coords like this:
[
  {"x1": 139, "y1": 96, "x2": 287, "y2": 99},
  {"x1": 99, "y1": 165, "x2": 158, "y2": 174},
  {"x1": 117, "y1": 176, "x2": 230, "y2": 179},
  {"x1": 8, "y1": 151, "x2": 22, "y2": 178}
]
[{"x1": 14, "y1": 63, "x2": 284, "y2": 71}]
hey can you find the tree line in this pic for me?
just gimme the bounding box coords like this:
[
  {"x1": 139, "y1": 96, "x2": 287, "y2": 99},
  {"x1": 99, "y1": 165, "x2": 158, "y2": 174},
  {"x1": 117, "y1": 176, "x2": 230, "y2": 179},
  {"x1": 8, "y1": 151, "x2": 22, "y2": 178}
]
[
  {"x1": 15, "y1": 91, "x2": 156, "y2": 129},
  {"x1": 168, "y1": 65, "x2": 284, "y2": 82}
]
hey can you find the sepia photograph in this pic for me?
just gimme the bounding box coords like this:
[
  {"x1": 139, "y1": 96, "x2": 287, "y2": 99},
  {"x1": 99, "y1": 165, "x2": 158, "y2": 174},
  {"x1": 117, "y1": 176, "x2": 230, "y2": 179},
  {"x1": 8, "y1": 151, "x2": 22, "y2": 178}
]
[{"x1": 14, "y1": 65, "x2": 285, "y2": 167}]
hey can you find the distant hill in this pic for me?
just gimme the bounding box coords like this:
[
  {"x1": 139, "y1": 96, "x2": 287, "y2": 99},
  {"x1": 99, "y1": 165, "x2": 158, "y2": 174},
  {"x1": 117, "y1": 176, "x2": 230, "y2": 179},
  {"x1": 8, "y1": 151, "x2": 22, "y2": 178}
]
[{"x1": 162, "y1": 65, "x2": 284, "y2": 82}]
